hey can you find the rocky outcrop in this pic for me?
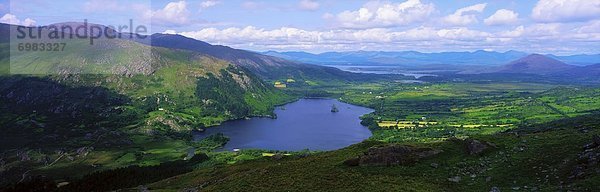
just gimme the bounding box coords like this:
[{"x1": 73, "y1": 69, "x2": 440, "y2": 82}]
[
  {"x1": 569, "y1": 135, "x2": 600, "y2": 180},
  {"x1": 344, "y1": 145, "x2": 442, "y2": 167},
  {"x1": 465, "y1": 138, "x2": 497, "y2": 155},
  {"x1": 448, "y1": 176, "x2": 461, "y2": 183},
  {"x1": 145, "y1": 113, "x2": 193, "y2": 132},
  {"x1": 75, "y1": 147, "x2": 93, "y2": 157},
  {"x1": 583, "y1": 135, "x2": 600, "y2": 150}
]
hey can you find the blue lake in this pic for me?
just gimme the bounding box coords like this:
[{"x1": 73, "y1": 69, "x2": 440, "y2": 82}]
[{"x1": 193, "y1": 99, "x2": 374, "y2": 151}]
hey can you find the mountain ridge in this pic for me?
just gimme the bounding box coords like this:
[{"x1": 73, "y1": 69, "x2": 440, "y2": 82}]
[
  {"x1": 144, "y1": 33, "x2": 408, "y2": 81},
  {"x1": 263, "y1": 50, "x2": 600, "y2": 66}
]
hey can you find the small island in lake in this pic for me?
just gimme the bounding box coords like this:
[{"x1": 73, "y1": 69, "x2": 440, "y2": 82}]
[{"x1": 331, "y1": 104, "x2": 339, "y2": 113}]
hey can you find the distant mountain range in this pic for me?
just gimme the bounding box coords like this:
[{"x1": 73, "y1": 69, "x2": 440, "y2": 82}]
[{"x1": 262, "y1": 50, "x2": 600, "y2": 66}]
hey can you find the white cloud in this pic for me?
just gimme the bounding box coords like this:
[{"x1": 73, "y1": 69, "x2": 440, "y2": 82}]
[
  {"x1": 163, "y1": 30, "x2": 178, "y2": 34},
  {"x1": 396, "y1": 27, "x2": 439, "y2": 41},
  {"x1": 22, "y1": 18, "x2": 36, "y2": 26},
  {"x1": 499, "y1": 26, "x2": 525, "y2": 38},
  {"x1": 146, "y1": 1, "x2": 190, "y2": 26},
  {"x1": 0, "y1": 13, "x2": 36, "y2": 26},
  {"x1": 576, "y1": 20, "x2": 600, "y2": 33},
  {"x1": 333, "y1": 0, "x2": 435, "y2": 28},
  {"x1": 443, "y1": 3, "x2": 487, "y2": 26},
  {"x1": 167, "y1": 23, "x2": 599, "y2": 54},
  {"x1": 200, "y1": 0, "x2": 220, "y2": 9},
  {"x1": 179, "y1": 26, "x2": 320, "y2": 45},
  {"x1": 526, "y1": 23, "x2": 561, "y2": 37},
  {"x1": 322, "y1": 13, "x2": 334, "y2": 19},
  {"x1": 298, "y1": 0, "x2": 320, "y2": 11},
  {"x1": 437, "y1": 28, "x2": 491, "y2": 41},
  {"x1": 83, "y1": 0, "x2": 125, "y2": 12},
  {"x1": 172, "y1": 25, "x2": 495, "y2": 49},
  {"x1": 532, "y1": 0, "x2": 600, "y2": 22},
  {"x1": 242, "y1": 1, "x2": 261, "y2": 10},
  {"x1": 0, "y1": 14, "x2": 19, "y2": 25},
  {"x1": 568, "y1": 21, "x2": 600, "y2": 42},
  {"x1": 484, "y1": 9, "x2": 519, "y2": 26}
]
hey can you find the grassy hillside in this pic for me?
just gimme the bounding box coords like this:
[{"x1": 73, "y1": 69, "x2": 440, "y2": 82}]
[
  {"x1": 0, "y1": 27, "x2": 294, "y2": 186},
  {"x1": 0, "y1": 39, "x2": 291, "y2": 135}
]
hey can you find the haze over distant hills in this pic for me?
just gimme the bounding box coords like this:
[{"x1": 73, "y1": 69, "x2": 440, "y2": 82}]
[
  {"x1": 494, "y1": 54, "x2": 576, "y2": 75},
  {"x1": 470, "y1": 54, "x2": 600, "y2": 83},
  {"x1": 262, "y1": 50, "x2": 600, "y2": 66}
]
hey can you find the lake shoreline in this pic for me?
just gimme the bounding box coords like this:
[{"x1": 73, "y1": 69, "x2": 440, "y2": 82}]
[
  {"x1": 194, "y1": 98, "x2": 375, "y2": 151},
  {"x1": 199, "y1": 97, "x2": 375, "y2": 131}
]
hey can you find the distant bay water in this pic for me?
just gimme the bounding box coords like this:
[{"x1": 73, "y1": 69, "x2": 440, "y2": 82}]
[{"x1": 326, "y1": 65, "x2": 442, "y2": 79}]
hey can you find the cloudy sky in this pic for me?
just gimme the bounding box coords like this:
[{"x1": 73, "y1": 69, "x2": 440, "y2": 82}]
[{"x1": 1, "y1": 0, "x2": 599, "y2": 54}]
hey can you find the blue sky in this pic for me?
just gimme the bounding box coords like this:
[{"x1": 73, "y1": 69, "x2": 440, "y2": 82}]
[{"x1": 1, "y1": 0, "x2": 599, "y2": 55}]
